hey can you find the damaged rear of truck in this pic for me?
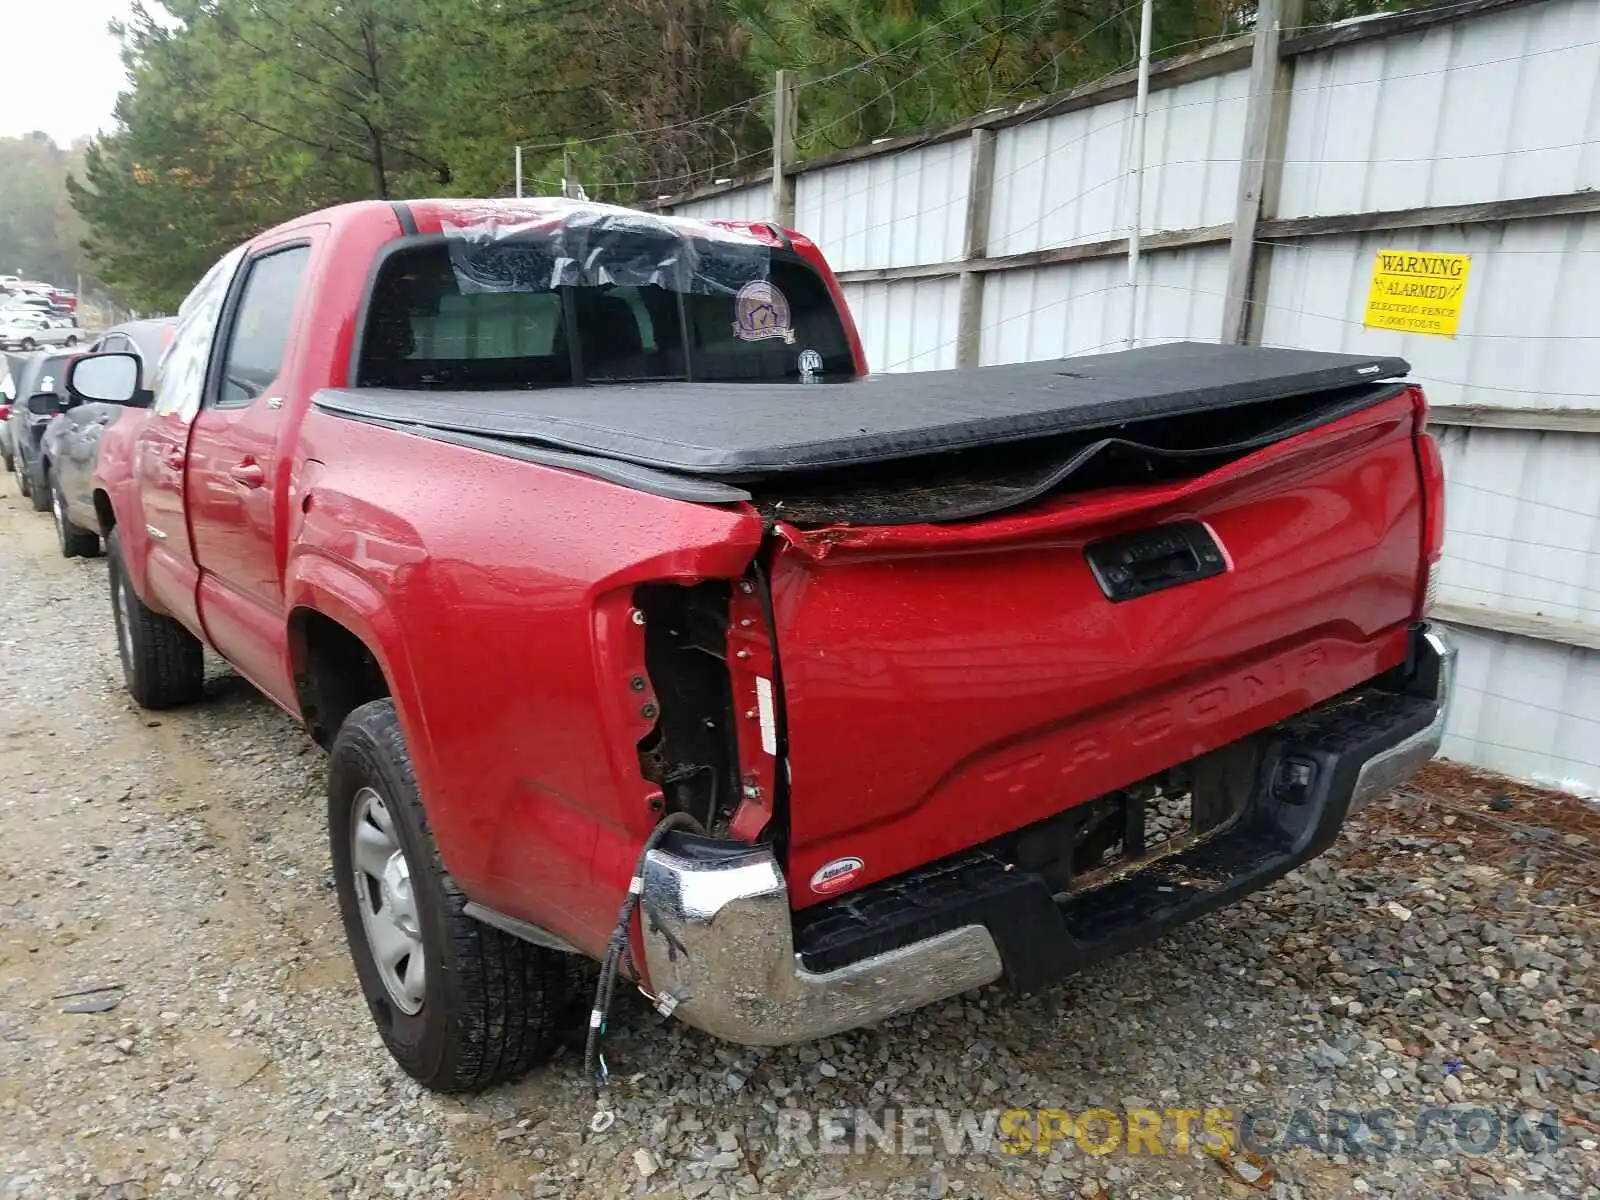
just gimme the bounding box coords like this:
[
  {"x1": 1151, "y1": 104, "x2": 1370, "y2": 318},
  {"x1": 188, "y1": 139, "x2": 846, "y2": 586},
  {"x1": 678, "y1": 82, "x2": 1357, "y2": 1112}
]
[
  {"x1": 90, "y1": 197, "x2": 1452, "y2": 1091},
  {"x1": 302, "y1": 202, "x2": 1452, "y2": 1061},
  {"x1": 629, "y1": 360, "x2": 1451, "y2": 1047}
]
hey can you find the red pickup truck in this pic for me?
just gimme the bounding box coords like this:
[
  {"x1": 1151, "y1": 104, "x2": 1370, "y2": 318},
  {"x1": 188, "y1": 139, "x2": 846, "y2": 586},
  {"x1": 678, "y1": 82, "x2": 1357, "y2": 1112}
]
[{"x1": 73, "y1": 198, "x2": 1454, "y2": 1094}]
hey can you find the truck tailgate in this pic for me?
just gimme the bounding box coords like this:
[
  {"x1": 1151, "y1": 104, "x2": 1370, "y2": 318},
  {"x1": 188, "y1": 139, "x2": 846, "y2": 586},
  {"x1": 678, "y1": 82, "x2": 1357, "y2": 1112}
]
[{"x1": 771, "y1": 389, "x2": 1425, "y2": 907}]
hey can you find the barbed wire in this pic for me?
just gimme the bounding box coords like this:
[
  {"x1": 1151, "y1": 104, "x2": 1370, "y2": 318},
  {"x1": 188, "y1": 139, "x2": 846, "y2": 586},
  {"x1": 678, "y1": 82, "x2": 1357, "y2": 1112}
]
[
  {"x1": 556, "y1": 0, "x2": 1152, "y2": 201},
  {"x1": 800, "y1": 0, "x2": 1145, "y2": 154},
  {"x1": 538, "y1": 2, "x2": 1501, "y2": 198},
  {"x1": 524, "y1": 0, "x2": 1600, "y2": 211},
  {"x1": 663, "y1": 28, "x2": 1600, "y2": 218},
  {"x1": 590, "y1": 0, "x2": 1410, "y2": 203},
  {"x1": 706, "y1": 0, "x2": 1148, "y2": 195},
  {"x1": 724, "y1": 30, "x2": 1599, "y2": 266}
]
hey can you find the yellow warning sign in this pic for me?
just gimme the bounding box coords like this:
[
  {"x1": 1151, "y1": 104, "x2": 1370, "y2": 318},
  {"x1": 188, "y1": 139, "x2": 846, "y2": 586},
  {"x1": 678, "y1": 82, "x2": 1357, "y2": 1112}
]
[{"x1": 1363, "y1": 249, "x2": 1471, "y2": 337}]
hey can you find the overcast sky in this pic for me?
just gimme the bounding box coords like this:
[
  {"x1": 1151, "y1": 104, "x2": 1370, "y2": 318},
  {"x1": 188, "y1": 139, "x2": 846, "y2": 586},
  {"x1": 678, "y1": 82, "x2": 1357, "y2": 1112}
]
[{"x1": 1, "y1": 0, "x2": 138, "y2": 145}]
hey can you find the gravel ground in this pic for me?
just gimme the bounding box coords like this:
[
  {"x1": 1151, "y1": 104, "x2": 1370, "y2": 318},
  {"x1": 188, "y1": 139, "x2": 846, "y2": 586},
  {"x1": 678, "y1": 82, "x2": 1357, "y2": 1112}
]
[{"x1": 2, "y1": 488, "x2": 1599, "y2": 1200}]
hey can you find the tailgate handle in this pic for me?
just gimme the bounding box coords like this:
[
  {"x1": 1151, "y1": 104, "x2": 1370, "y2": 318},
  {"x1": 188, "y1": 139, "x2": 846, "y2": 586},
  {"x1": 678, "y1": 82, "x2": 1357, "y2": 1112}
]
[{"x1": 1085, "y1": 521, "x2": 1226, "y2": 603}]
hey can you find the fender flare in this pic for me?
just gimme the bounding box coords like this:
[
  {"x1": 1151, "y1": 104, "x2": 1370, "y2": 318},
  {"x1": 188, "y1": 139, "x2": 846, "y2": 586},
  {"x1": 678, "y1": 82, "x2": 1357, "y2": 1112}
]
[
  {"x1": 283, "y1": 548, "x2": 431, "y2": 778},
  {"x1": 92, "y1": 432, "x2": 152, "y2": 598}
]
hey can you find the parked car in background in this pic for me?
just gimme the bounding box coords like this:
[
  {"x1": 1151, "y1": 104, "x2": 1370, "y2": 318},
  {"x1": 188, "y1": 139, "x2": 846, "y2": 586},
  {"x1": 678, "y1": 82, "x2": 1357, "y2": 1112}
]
[
  {"x1": 88, "y1": 318, "x2": 175, "y2": 372},
  {"x1": 40, "y1": 318, "x2": 174, "y2": 556},
  {"x1": 7, "y1": 350, "x2": 80, "y2": 511},
  {"x1": 3, "y1": 296, "x2": 74, "y2": 321},
  {"x1": 0, "y1": 311, "x2": 79, "y2": 350},
  {"x1": 0, "y1": 356, "x2": 15, "y2": 473}
]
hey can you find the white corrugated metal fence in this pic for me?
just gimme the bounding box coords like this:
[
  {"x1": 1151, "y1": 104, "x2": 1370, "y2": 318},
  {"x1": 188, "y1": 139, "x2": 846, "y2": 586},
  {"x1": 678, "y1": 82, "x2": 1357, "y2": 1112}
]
[{"x1": 661, "y1": 0, "x2": 1600, "y2": 794}]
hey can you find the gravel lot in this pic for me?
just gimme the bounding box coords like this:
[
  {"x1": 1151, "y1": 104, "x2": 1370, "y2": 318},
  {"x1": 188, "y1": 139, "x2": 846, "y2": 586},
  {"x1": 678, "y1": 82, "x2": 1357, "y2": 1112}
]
[{"x1": 2, "y1": 488, "x2": 1598, "y2": 1200}]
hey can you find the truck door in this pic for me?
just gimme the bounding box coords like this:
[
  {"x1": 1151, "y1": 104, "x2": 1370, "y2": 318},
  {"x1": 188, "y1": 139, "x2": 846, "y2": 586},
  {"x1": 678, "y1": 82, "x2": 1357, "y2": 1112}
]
[
  {"x1": 133, "y1": 247, "x2": 245, "y2": 632},
  {"x1": 185, "y1": 235, "x2": 317, "y2": 707}
]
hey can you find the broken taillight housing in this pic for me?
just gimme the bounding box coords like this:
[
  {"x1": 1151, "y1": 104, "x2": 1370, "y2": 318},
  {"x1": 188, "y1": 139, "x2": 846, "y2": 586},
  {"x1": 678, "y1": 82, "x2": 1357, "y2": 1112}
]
[{"x1": 1411, "y1": 386, "x2": 1446, "y2": 618}]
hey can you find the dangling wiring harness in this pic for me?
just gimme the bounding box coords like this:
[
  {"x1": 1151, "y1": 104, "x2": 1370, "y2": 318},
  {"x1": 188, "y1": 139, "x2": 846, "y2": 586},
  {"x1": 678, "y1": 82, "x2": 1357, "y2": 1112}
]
[{"x1": 582, "y1": 810, "x2": 702, "y2": 1098}]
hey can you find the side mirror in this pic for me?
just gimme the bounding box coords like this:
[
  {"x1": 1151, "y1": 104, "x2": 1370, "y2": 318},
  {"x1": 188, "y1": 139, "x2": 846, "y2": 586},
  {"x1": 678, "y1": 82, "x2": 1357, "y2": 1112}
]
[
  {"x1": 28, "y1": 392, "x2": 68, "y2": 416},
  {"x1": 67, "y1": 351, "x2": 141, "y2": 405}
]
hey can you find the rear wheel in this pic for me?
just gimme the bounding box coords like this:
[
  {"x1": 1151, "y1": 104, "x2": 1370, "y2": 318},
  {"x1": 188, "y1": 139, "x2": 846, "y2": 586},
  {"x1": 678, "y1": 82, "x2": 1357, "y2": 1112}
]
[
  {"x1": 13, "y1": 451, "x2": 30, "y2": 498},
  {"x1": 106, "y1": 529, "x2": 205, "y2": 708},
  {"x1": 329, "y1": 699, "x2": 581, "y2": 1093},
  {"x1": 64, "y1": 335, "x2": 78, "y2": 347},
  {"x1": 28, "y1": 459, "x2": 50, "y2": 512},
  {"x1": 51, "y1": 469, "x2": 100, "y2": 557},
  {"x1": 19, "y1": 338, "x2": 34, "y2": 351}
]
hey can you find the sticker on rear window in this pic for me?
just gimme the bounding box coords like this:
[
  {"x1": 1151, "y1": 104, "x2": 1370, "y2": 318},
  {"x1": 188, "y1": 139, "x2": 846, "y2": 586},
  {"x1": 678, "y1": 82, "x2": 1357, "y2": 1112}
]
[
  {"x1": 798, "y1": 348, "x2": 824, "y2": 381},
  {"x1": 732, "y1": 280, "x2": 795, "y2": 344}
]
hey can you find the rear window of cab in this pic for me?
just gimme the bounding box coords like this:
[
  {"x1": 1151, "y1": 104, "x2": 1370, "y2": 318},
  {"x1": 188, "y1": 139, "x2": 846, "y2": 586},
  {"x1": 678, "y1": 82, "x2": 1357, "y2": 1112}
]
[{"x1": 354, "y1": 240, "x2": 854, "y2": 391}]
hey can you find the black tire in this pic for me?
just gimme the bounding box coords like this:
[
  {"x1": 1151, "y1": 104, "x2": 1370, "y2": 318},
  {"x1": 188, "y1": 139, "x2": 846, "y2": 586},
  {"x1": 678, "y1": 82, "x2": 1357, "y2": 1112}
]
[
  {"x1": 14, "y1": 451, "x2": 30, "y2": 498},
  {"x1": 19, "y1": 338, "x2": 34, "y2": 351},
  {"x1": 329, "y1": 699, "x2": 580, "y2": 1093},
  {"x1": 28, "y1": 460, "x2": 50, "y2": 512},
  {"x1": 51, "y1": 469, "x2": 101, "y2": 558},
  {"x1": 106, "y1": 529, "x2": 205, "y2": 708},
  {"x1": 65, "y1": 335, "x2": 78, "y2": 347}
]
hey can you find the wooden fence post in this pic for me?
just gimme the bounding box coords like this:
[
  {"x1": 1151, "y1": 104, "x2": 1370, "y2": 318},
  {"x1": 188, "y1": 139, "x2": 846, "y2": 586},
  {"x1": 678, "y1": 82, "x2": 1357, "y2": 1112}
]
[
  {"x1": 772, "y1": 69, "x2": 798, "y2": 228},
  {"x1": 956, "y1": 128, "x2": 997, "y2": 369},
  {"x1": 1221, "y1": 0, "x2": 1303, "y2": 344}
]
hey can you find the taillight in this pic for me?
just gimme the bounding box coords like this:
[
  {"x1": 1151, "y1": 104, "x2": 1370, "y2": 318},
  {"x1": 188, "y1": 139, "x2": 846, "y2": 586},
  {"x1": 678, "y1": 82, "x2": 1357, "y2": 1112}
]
[
  {"x1": 1411, "y1": 386, "x2": 1446, "y2": 617},
  {"x1": 0, "y1": 405, "x2": 10, "y2": 422}
]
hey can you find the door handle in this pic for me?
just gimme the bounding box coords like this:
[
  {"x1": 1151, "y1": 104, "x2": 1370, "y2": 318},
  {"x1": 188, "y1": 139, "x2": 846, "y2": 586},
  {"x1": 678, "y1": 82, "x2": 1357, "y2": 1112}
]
[{"x1": 228, "y1": 461, "x2": 266, "y2": 488}]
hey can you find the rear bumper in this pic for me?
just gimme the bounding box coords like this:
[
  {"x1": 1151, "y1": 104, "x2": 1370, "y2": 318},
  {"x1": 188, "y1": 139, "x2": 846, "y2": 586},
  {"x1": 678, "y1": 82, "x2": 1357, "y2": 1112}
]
[
  {"x1": 1348, "y1": 625, "x2": 1455, "y2": 814},
  {"x1": 640, "y1": 623, "x2": 1454, "y2": 1047}
]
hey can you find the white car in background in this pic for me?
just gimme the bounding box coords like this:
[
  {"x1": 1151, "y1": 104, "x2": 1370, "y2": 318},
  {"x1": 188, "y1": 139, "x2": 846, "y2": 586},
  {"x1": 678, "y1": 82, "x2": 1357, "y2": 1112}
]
[{"x1": 0, "y1": 312, "x2": 79, "y2": 351}]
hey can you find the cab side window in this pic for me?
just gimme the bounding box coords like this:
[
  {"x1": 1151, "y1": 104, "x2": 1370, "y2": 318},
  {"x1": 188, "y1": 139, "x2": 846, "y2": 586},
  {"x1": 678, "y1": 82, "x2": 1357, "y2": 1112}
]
[
  {"x1": 154, "y1": 245, "x2": 247, "y2": 420},
  {"x1": 214, "y1": 246, "x2": 311, "y2": 408}
]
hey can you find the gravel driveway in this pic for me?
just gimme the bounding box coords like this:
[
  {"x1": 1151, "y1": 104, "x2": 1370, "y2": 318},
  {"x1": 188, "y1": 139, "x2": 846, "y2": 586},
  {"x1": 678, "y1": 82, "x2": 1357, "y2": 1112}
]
[{"x1": 1, "y1": 489, "x2": 1597, "y2": 1200}]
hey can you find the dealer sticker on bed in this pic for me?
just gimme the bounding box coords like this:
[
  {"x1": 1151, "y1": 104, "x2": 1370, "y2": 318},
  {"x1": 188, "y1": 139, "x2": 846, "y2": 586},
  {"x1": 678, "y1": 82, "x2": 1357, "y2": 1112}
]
[
  {"x1": 1363, "y1": 250, "x2": 1471, "y2": 337},
  {"x1": 732, "y1": 280, "x2": 795, "y2": 343}
]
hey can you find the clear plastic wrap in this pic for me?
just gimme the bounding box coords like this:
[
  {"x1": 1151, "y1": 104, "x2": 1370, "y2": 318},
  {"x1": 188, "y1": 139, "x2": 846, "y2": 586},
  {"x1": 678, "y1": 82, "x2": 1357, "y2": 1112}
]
[{"x1": 438, "y1": 199, "x2": 770, "y2": 298}]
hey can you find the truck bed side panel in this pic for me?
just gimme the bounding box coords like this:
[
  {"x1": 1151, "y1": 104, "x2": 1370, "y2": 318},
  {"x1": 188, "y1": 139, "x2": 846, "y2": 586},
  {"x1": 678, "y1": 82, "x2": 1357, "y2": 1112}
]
[{"x1": 291, "y1": 410, "x2": 766, "y2": 954}]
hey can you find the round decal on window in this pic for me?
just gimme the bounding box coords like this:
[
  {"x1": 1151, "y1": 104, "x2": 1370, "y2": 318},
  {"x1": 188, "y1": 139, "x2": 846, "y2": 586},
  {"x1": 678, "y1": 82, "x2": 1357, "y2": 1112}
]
[{"x1": 732, "y1": 280, "x2": 795, "y2": 344}]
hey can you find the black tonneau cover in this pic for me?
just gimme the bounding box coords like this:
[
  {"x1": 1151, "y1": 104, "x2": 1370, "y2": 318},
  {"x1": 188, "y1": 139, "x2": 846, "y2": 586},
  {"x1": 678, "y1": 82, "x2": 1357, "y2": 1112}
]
[{"x1": 315, "y1": 342, "x2": 1408, "y2": 478}]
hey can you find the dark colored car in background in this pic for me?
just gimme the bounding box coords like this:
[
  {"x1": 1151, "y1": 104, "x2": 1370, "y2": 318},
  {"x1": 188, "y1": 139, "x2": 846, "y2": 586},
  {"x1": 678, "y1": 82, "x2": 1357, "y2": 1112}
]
[
  {"x1": 6, "y1": 350, "x2": 81, "y2": 512},
  {"x1": 0, "y1": 354, "x2": 17, "y2": 474},
  {"x1": 41, "y1": 318, "x2": 174, "y2": 556}
]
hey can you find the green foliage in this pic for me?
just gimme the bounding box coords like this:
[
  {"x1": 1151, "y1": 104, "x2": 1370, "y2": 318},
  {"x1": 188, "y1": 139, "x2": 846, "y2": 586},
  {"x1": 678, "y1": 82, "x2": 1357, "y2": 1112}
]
[
  {"x1": 68, "y1": 0, "x2": 1419, "y2": 306},
  {"x1": 0, "y1": 134, "x2": 93, "y2": 286},
  {"x1": 732, "y1": 0, "x2": 1242, "y2": 155}
]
